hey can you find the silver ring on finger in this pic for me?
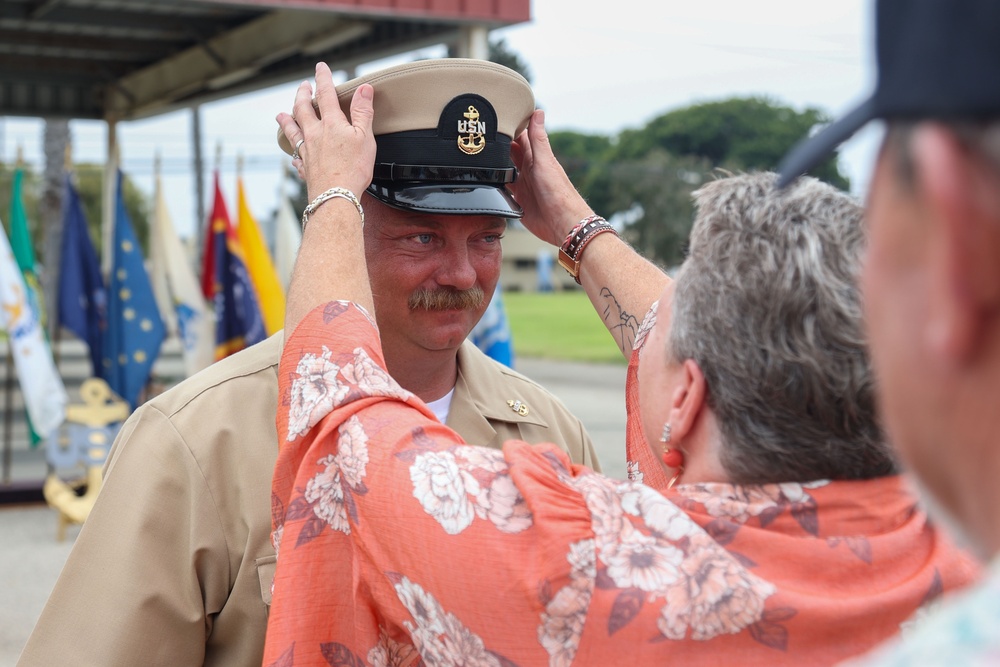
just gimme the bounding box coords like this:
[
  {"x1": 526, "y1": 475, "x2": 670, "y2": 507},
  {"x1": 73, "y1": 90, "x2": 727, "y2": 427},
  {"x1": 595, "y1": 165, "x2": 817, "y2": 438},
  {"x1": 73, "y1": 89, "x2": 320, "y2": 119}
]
[{"x1": 292, "y1": 138, "x2": 305, "y2": 160}]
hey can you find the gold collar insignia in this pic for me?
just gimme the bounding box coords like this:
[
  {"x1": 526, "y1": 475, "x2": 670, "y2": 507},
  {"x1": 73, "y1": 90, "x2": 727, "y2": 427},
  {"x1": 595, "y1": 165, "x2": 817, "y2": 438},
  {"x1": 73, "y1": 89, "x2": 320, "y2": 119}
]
[{"x1": 507, "y1": 399, "x2": 529, "y2": 416}]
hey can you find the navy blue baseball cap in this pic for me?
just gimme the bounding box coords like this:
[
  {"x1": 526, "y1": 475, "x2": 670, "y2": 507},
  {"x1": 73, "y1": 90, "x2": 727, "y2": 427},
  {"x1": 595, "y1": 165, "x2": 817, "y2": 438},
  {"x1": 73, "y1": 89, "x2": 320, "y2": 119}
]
[{"x1": 778, "y1": 0, "x2": 1000, "y2": 188}]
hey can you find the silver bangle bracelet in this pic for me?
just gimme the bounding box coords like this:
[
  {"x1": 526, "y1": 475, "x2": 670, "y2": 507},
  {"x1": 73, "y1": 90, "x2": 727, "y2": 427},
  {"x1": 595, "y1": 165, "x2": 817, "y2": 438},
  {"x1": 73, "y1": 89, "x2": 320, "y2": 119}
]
[{"x1": 301, "y1": 187, "x2": 365, "y2": 230}]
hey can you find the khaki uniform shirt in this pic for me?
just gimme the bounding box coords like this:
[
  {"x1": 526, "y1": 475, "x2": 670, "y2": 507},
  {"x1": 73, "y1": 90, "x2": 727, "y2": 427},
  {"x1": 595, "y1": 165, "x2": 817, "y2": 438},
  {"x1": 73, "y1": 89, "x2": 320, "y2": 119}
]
[{"x1": 18, "y1": 334, "x2": 598, "y2": 667}]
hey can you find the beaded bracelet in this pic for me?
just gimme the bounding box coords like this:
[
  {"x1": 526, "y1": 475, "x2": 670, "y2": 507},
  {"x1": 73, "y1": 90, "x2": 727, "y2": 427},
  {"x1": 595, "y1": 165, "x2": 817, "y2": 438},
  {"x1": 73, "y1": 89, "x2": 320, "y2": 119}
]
[{"x1": 301, "y1": 187, "x2": 365, "y2": 230}]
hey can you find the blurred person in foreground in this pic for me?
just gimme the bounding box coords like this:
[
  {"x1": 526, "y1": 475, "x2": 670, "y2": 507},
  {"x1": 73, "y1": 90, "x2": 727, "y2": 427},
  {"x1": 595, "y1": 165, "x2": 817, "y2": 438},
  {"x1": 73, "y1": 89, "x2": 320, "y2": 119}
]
[
  {"x1": 262, "y1": 61, "x2": 978, "y2": 666},
  {"x1": 17, "y1": 60, "x2": 598, "y2": 667},
  {"x1": 779, "y1": 0, "x2": 1000, "y2": 663}
]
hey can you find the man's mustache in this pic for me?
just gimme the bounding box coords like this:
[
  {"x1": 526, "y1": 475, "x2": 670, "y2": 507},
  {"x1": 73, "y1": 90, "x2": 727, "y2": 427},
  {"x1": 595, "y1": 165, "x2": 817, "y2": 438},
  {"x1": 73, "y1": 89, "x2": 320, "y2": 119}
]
[{"x1": 408, "y1": 286, "x2": 486, "y2": 311}]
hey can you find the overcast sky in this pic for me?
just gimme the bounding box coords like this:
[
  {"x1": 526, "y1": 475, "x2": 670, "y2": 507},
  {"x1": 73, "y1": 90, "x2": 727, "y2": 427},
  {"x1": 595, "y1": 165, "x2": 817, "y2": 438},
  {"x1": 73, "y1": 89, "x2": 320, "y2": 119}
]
[{"x1": 0, "y1": 0, "x2": 881, "y2": 241}]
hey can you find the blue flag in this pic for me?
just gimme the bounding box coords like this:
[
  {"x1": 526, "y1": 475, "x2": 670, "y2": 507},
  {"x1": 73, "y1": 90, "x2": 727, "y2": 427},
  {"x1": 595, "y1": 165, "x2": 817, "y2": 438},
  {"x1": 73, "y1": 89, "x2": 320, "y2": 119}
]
[
  {"x1": 470, "y1": 282, "x2": 514, "y2": 368},
  {"x1": 58, "y1": 176, "x2": 107, "y2": 377},
  {"x1": 101, "y1": 171, "x2": 166, "y2": 407}
]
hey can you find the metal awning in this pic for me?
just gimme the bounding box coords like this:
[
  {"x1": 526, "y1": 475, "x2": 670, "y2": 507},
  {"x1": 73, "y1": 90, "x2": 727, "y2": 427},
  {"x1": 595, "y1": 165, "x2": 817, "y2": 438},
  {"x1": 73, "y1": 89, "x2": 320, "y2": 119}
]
[{"x1": 0, "y1": 0, "x2": 530, "y2": 121}]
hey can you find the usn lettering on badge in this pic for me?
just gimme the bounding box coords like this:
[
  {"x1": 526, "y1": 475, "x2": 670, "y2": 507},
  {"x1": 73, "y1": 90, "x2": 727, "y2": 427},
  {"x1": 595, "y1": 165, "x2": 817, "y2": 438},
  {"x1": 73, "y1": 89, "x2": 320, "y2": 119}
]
[{"x1": 457, "y1": 105, "x2": 486, "y2": 155}]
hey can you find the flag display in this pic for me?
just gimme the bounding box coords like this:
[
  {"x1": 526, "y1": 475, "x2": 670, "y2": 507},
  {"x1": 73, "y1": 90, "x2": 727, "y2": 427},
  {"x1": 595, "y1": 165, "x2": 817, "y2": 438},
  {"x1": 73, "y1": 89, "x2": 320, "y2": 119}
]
[
  {"x1": 0, "y1": 214, "x2": 66, "y2": 437},
  {"x1": 10, "y1": 166, "x2": 60, "y2": 444},
  {"x1": 101, "y1": 171, "x2": 166, "y2": 408},
  {"x1": 470, "y1": 283, "x2": 514, "y2": 368},
  {"x1": 57, "y1": 176, "x2": 107, "y2": 377},
  {"x1": 149, "y1": 176, "x2": 213, "y2": 376},
  {"x1": 236, "y1": 177, "x2": 284, "y2": 335},
  {"x1": 9, "y1": 168, "x2": 44, "y2": 325},
  {"x1": 274, "y1": 193, "x2": 301, "y2": 289},
  {"x1": 202, "y1": 173, "x2": 265, "y2": 359}
]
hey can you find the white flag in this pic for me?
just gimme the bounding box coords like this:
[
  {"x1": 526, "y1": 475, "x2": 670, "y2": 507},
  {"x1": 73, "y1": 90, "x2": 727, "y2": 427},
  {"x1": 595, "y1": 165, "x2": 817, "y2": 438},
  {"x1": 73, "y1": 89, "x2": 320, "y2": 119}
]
[
  {"x1": 0, "y1": 217, "x2": 66, "y2": 436},
  {"x1": 274, "y1": 194, "x2": 302, "y2": 290},
  {"x1": 149, "y1": 185, "x2": 177, "y2": 336},
  {"x1": 150, "y1": 177, "x2": 215, "y2": 376}
]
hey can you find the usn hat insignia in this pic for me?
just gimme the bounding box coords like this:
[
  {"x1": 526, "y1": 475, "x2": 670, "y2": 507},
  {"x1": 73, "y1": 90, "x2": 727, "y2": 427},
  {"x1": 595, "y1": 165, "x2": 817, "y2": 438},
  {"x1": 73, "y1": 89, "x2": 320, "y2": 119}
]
[
  {"x1": 437, "y1": 92, "x2": 497, "y2": 158},
  {"x1": 457, "y1": 105, "x2": 486, "y2": 155}
]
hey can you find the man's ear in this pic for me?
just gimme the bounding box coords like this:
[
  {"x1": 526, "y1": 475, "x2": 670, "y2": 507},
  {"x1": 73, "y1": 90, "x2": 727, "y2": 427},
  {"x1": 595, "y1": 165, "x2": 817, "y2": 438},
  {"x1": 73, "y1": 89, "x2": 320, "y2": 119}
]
[
  {"x1": 912, "y1": 124, "x2": 1000, "y2": 365},
  {"x1": 667, "y1": 359, "x2": 707, "y2": 442}
]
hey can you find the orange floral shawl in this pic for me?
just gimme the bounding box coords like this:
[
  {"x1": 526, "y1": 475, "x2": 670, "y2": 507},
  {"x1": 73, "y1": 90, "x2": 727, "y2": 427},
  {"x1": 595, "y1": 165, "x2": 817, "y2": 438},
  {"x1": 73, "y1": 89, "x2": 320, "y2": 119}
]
[{"x1": 264, "y1": 302, "x2": 979, "y2": 667}]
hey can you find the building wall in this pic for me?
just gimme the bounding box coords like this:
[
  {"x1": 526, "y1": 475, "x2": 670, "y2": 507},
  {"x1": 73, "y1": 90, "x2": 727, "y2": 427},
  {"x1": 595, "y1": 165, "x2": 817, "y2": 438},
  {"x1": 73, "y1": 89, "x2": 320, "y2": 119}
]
[{"x1": 500, "y1": 226, "x2": 579, "y2": 292}]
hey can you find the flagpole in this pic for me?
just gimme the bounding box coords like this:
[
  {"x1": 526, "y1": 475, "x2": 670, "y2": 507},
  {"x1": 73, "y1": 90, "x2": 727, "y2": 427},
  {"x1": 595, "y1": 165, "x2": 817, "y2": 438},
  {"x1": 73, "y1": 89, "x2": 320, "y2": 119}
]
[
  {"x1": 147, "y1": 150, "x2": 161, "y2": 403},
  {"x1": 192, "y1": 105, "x2": 206, "y2": 245},
  {"x1": 2, "y1": 345, "x2": 12, "y2": 485},
  {"x1": 134, "y1": 153, "x2": 155, "y2": 407},
  {"x1": 52, "y1": 144, "x2": 73, "y2": 371},
  {"x1": 102, "y1": 119, "x2": 119, "y2": 280}
]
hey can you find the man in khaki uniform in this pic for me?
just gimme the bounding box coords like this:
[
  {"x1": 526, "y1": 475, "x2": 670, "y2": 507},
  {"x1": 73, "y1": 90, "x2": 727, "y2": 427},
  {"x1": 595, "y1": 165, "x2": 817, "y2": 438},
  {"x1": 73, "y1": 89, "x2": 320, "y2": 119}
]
[{"x1": 18, "y1": 60, "x2": 599, "y2": 666}]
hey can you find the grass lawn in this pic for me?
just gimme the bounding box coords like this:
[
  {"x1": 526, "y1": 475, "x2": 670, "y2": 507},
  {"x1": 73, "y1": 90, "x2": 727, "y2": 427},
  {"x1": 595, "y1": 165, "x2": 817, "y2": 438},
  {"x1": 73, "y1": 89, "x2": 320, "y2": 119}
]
[{"x1": 504, "y1": 291, "x2": 626, "y2": 364}]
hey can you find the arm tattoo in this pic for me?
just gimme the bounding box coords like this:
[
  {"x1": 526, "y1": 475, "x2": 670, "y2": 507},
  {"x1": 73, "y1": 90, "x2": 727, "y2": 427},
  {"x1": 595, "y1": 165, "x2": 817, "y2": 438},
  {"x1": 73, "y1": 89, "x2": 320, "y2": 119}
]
[{"x1": 600, "y1": 287, "x2": 639, "y2": 355}]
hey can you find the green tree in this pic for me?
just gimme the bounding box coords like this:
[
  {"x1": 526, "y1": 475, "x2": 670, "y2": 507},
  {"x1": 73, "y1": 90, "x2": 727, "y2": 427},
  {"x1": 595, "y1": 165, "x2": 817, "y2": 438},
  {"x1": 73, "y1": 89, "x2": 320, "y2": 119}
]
[
  {"x1": 547, "y1": 97, "x2": 853, "y2": 267},
  {"x1": 548, "y1": 130, "x2": 615, "y2": 215},
  {"x1": 1, "y1": 163, "x2": 150, "y2": 260},
  {"x1": 72, "y1": 164, "x2": 151, "y2": 255},
  {"x1": 488, "y1": 37, "x2": 532, "y2": 83},
  {"x1": 615, "y1": 96, "x2": 849, "y2": 189},
  {"x1": 444, "y1": 37, "x2": 532, "y2": 82},
  {"x1": 604, "y1": 149, "x2": 711, "y2": 267}
]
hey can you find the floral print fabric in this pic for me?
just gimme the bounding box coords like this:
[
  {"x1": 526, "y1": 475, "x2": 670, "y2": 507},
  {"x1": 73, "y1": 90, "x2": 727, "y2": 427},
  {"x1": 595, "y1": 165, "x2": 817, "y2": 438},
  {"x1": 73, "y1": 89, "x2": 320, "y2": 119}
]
[{"x1": 264, "y1": 301, "x2": 980, "y2": 667}]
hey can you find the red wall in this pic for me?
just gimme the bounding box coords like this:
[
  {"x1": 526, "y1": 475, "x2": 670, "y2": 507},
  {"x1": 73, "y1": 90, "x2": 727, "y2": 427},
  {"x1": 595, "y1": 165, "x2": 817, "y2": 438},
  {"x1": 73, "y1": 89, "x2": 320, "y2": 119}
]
[{"x1": 199, "y1": 0, "x2": 531, "y2": 23}]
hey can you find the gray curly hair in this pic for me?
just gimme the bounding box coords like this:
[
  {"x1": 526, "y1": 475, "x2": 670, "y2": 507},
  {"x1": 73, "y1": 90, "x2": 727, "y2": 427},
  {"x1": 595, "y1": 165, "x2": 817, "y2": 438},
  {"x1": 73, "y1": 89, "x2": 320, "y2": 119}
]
[{"x1": 669, "y1": 171, "x2": 894, "y2": 483}]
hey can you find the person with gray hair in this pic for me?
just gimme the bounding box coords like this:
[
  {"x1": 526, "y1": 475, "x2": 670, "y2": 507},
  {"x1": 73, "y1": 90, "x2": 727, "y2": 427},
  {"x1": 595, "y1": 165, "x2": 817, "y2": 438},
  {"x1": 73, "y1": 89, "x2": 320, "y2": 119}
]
[
  {"x1": 652, "y1": 172, "x2": 890, "y2": 486},
  {"x1": 262, "y1": 64, "x2": 977, "y2": 666}
]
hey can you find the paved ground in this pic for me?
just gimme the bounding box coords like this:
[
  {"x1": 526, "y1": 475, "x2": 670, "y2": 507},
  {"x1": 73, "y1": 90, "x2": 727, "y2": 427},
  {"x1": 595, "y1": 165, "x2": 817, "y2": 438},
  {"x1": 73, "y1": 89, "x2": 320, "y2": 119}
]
[
  {"x1": 0, "y1": 506, "x2": 80, "y2": 666},
  {"x1": 0, "y1": 356, "x2": 628, "y2": 666},
  {"x1": 516, "y1": 356, "x2": 629, "y2": 479}
]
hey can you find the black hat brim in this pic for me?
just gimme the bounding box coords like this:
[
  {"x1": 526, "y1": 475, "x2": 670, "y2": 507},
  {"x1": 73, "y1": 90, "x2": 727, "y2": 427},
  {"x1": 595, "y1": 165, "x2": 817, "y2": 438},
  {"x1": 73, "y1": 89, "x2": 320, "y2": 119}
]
[
  {"x1": 776, "y1": 97, "x2": 877, "y2": 189},
  {"x1": 367, "y1": 183, "x2": 524, "y2": 218}
]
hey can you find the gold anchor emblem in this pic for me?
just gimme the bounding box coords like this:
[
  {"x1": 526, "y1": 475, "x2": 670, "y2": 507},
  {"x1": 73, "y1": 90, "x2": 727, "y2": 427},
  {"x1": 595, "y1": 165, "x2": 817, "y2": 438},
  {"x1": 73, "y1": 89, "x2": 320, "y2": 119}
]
[
  {"x1": 507, "y1": 399, "x2": 529, "y2": 417},
  {"x1": 457, "y1": 105, "x2": 486, "y2": 155}
]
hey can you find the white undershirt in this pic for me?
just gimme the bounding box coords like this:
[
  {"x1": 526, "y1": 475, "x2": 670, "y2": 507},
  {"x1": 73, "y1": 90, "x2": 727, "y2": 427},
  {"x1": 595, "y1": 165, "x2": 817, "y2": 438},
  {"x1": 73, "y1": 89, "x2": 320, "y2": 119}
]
[{"x1": 426, "y1": 387, "x2": 456, "y2": 424}]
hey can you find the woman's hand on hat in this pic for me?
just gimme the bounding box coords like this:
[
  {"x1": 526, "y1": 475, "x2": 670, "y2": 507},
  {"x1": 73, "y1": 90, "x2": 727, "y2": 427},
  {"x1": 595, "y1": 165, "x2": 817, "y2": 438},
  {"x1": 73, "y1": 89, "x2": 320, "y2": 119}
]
[
  {"x1": 276, "y1": 62, "x2": 376, "y2": 203},
  {"x1": 511, "y1": 109, "x2": 595, "y2": 247}
]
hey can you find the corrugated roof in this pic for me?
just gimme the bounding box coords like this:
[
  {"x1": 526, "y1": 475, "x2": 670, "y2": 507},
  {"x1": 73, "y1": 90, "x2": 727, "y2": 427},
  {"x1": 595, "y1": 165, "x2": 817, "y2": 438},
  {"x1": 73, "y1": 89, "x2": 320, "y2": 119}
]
[{"x1": 0, "y1": 0, "x2": 529, "y2": 120}]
